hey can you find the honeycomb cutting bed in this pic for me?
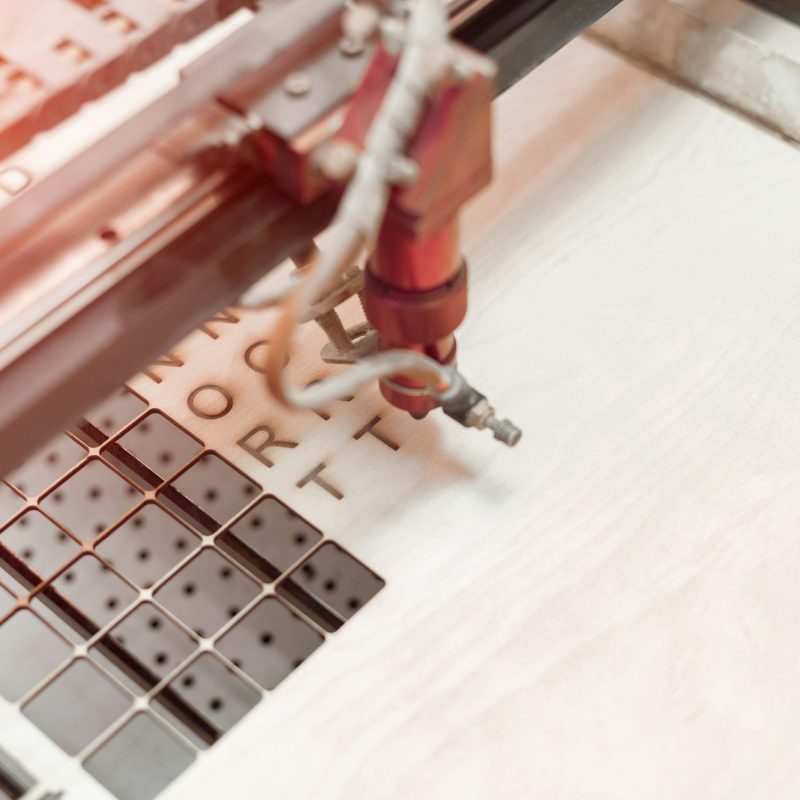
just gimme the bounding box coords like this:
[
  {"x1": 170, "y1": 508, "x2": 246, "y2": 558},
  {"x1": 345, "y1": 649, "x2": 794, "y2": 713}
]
[{"x1": 0, "y1": 301, "x2": 393, "y2": 799}]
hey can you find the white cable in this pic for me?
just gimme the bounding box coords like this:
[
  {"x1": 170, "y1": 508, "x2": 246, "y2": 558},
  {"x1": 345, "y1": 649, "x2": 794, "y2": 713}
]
[
  {"x1": 274, "y1": 0, "x2": 452, "y2": 410},
  {"x1": 237, "y1": 270, "x2": 301, "y2": 309},
  {"x1": 294, "y1": 349, "x2": 453, "y2": 408}
]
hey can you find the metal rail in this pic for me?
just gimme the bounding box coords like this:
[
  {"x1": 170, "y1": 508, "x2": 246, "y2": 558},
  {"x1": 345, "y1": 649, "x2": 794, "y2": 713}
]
[
  {"x1": 747, "y1": 0, "x2": 800, "y2": 23},
  {"x1": 0, "y1": 0, "x2": 623, "y2": 474},
  {"x1": 456, "y1": 0, "x2": 624, "y2": 91}
]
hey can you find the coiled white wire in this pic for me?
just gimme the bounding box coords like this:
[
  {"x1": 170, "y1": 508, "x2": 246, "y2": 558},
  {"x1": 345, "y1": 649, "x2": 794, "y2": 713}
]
[{"x1": 268, "y1": 0, "x2": 454, "y2": 410}]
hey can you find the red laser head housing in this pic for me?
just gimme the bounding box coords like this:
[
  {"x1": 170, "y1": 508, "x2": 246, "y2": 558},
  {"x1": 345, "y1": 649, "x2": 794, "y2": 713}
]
[{"x1": 337, "y1": 43, "x2": 496, "y2": 416}]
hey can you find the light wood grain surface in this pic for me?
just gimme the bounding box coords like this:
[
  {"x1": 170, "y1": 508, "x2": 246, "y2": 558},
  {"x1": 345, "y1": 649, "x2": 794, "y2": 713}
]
[{"x1": 143, "y1": 33, "x2": 799, "y2": 800}]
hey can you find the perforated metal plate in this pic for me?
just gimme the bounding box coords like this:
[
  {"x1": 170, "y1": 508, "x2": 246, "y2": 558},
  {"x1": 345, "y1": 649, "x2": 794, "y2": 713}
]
[{"x1": 0, "y1": 301, "x2": 389, "y2": 800}]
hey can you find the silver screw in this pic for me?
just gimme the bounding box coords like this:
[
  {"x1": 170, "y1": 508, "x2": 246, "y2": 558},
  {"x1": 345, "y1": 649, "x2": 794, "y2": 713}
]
[
  {"x1": 486, "y1": 416, "x2": 522, "y2": 447},
  {"x1": 284, "y1": 71, "x2": 311, "y2": 98}
]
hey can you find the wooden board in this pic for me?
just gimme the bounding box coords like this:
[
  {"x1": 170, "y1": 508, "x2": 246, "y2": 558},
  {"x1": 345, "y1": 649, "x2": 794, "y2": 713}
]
[
  {"x1": 148, "y1": 35, "x2": 800, "y2": 800},
  {"x1": 3, "y1": 27, "x2": 800, "y2": 800}
]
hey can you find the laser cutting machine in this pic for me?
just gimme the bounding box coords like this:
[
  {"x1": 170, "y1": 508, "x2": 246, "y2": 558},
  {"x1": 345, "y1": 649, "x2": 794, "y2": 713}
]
[{"x1": 1, "y1": 2, "x2": 799, "y2": 799}]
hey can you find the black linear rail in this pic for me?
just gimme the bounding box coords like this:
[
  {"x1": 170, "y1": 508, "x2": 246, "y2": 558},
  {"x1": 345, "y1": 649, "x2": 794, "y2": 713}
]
[
  {"x1": 455, "y1": 0, "x2": 624, "y2": 92},
  {"x1": 747, "y1": 0, "x2": 800, "y2": 22}
]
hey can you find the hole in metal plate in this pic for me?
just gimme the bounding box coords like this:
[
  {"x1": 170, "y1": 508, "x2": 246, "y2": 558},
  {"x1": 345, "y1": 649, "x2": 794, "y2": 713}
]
[
  {"x1": 276, "y1": 542, "x2": 385, "y2": 632},
  {"x1": 6, "y1": 433, "x2": 86, "y2": 498},
  {"x1": 155, "y1": 549, "x2": 259, "y2": 640},
  {"x1": 158, "y1": 453, "x2": 260, "y2": 535},
  {"x1": 90, "y1": 603, "x2": 197, "y2": 695},
  {"x1": 40, "y1": 459, "x2": 142, "y2": 541},
  {"x1": 0, "y1": 609, "x2": 72, "y2": 702},
  {"x1": 96, "y1": 503, "x2": 200, "y2": 590},
  {"x1": 217, "y1": 496, "x2": 323, "y2": 583},
  {"x1": 22, "y1": 659, "x2": 132, "y2": 755},
  {"x1": 0, "y1": 584, "x2": 13, "y2": 616},
  {"x1": 0, "y1": 483, "x2": 24, "y2": 528},
  {"x1": 103, "y1": 412, "x2": 203, "y2": 490},
  {"x1": 152, "y1": 652, "x2": 260, "y2": 750},
  {"x1": 217, "y1": 596, "x2": 324, "y2": 690},
  {"x1": 84, "y1": 712, "x2": 195, "y2": 800},
  {"x1": 31, "y1": 555, "x2": 138, "y2": 643},
  {"x1": 78, "y1": 386, "x2": 148, "y2": 444},
  {"x1": 0, "y1": 511, "x2": 79, "y2": 595}
]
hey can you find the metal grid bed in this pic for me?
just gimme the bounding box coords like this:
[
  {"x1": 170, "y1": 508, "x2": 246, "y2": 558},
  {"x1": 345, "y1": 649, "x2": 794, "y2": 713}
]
[{"x1": 0, "y1": 350, "x2": 385, "y2": 800}]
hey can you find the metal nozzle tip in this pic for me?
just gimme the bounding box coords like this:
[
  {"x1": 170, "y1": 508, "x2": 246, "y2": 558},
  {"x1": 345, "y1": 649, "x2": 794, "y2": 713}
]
[{"x1": 488, "y1": 417, "x2": 522, "y2": 447}]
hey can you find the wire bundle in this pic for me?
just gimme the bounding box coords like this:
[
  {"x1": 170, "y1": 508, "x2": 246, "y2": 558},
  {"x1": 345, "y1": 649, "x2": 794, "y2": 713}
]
[{"x1": 263, "y1": 0, "x2": 454, "y2": 411}]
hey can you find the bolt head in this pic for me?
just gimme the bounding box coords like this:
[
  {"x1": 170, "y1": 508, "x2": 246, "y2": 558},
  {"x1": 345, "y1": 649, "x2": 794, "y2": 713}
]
[
  {"x1": 0, "y1": 167, "x2": 30, "y2": 196},
  {"x1": 283, "y1": 71, "x2": 311, "y2": 98},
  {"x1": 317, "y1": 139, "x2": 360, "y2": 182},
  {"x1": 339, "y1": 36, "x2": 365, "y2": 57}
]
